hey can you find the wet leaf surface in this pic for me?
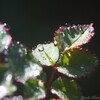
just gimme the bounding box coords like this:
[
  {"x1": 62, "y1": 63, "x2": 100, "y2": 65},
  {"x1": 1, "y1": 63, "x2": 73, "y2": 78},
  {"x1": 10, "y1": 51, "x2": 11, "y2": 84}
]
[
  {"x1": 32, "y1": 43, "x2": 59, "y2": 66},
  {"x1": 54, "y1": 24, "x2": 94, "y2": 52}
]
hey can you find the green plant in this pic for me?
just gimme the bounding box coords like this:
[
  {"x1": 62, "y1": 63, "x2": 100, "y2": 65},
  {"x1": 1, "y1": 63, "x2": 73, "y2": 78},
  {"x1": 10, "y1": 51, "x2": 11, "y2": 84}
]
[{"x1": 0, "y1": 22, "x2": 98, "y2": 100}]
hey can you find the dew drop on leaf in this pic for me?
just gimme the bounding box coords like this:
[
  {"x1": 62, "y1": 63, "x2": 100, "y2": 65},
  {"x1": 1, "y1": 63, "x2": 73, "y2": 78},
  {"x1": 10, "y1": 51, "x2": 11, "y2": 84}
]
[{"x1": 32, "y1": 43, "x2": 59, "y2": 66}]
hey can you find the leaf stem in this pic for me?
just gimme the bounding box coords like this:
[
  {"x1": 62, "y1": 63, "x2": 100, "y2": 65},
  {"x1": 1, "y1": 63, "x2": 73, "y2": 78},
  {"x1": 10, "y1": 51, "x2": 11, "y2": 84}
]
[{"x1": 46, "y1": 67, "x2": 56, "y2": 94}]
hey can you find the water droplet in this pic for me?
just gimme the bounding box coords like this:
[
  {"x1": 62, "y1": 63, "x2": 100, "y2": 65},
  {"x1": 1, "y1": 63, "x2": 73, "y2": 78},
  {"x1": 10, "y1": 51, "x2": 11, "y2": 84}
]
[
  {"x1": 3, "y1": 49, "x2": 8, "y2": 55},
  {"x1": 17, "y1": 41, "x2": 20, "y2": 44},
  {"x1": 48, "y1": 41, "x2": 50, "y2": 43},
  {"x1": 67, "y1": 52, "x2": 71, "y2": 57},
  {"x1": 38, "y1": 81, "x2": 43, "y2": 87},
  {"x1": 44, "y1": 41, "x2": 46, "y2": 44},
  {"x1": 80, "y1": 64, "x2": 86, "y2": 71},
  {"x1": 59, "y1": 26, "x2": 63, "y2": 30},
  {"x1": 65, "y1": 23, "x2": 71, "y2": 27},
  {"x1": 6, "y1": 74, "x2": 12, "y2": 81},
  {"x1": 38, "y1": 47, "x2": 44, "y2": 52},
  {"x1": 3, "y1": 23, "x2": 10, "y2": 31},
  {"x1": 79, "y1": 28, "x2": 82, "y2": 31},
  {"x1": 20, "y1": 44, "x2": 23, "y2": 47},
  {"x1": 71, "y1": 80, "x2": 74, "y2": 82},
  {"x1": 74, "y1": 75, "x2": 77, "y2": 77},
  {"x1": 80, "y1": 66, "x2": 84, "y2": 69},
  {"x1": 54, "y1": 41, "x2": 57, "y2": 45}
]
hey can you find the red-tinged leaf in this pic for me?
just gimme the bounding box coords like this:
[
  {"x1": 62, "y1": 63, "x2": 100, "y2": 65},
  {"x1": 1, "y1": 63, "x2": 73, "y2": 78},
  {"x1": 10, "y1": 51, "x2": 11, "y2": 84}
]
[{"x1": 54, "y1": 23, "x2": 95, "y2": 52}]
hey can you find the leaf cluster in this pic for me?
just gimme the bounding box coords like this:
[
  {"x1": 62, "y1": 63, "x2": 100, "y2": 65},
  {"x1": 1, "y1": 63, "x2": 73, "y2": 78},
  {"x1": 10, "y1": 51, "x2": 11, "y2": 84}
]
[{"x1": 0, "y1": 22, "x2": 98, "y2": 100}]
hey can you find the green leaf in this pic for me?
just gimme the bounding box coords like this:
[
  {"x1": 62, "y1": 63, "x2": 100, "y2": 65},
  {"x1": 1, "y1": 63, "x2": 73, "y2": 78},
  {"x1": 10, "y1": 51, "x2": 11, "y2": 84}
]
[
  {"x1": 0, "y1": 23, "x2": 12, "y2": 53},
  {"x1": 54, "y1": 23, "x2": 95, "y2": 52},
  {"x1": 24, "y1": 79, "x2": 46, "y2": 100},
  {"x1": 57, "y1": 48, "x2": 98, "y2": 78},
  {"x1": 32, "y1": 42, "x2": 59, "y2": 66},
  {"x1": 7, "y1": 42, "x2": 43, "y2": 83},
  {"x1": 51, "y1": 78, "x2": 82, "y2": 100}
]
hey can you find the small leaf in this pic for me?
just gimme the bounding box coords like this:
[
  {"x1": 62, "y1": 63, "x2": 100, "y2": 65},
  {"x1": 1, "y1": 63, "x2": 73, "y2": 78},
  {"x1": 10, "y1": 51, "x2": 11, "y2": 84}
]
[
  {"x1": 57, "y1": 48, "x2": 98, "y2": 78},
  {"x1": 54, "y1": 23, "x2": 95, "y2": 52},
  {"x1": 24, "y1": 79, "x2": 46, "y2": 100},
  {"x1": 51, "y1": 78, "x2": 82, "y2": 100},
  {"x1": 32, "y1": 43, "x2": 59, "y2": 66}
]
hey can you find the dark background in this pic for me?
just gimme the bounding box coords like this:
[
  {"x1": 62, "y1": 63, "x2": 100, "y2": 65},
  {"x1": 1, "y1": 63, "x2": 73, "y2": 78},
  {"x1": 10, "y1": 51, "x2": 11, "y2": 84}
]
[{"x1": 0, "y1": 0, "x2": 100, "y2": 97}]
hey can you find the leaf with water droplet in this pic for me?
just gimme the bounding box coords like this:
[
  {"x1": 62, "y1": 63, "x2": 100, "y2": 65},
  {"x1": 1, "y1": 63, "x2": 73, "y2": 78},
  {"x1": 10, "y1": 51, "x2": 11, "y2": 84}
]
[
  {"x1": 54, "y1": 23, "x2": 95, "y2": 52},
  {"x1": 57, "y1": 48, "x2": 98, "y2": 78},
  {"x1": 23, "y1": 78, "x2": 46, "y2": 100},
  {"x1": 7, "y1": 42, "x2": 44, "y2": 83},
  {"x1": 51, "y1": 78, "x2": 82, "y2": 100},
  {"x1": 32, "y1": 43, "x2": 59, "y2": 66}
]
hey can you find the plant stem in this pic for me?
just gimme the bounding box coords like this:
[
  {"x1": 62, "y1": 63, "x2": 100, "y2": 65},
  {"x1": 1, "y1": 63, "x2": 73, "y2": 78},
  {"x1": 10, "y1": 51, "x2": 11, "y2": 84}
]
[{"x1": 46, "y1": 67, "x2": 56, "y2": 94}]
